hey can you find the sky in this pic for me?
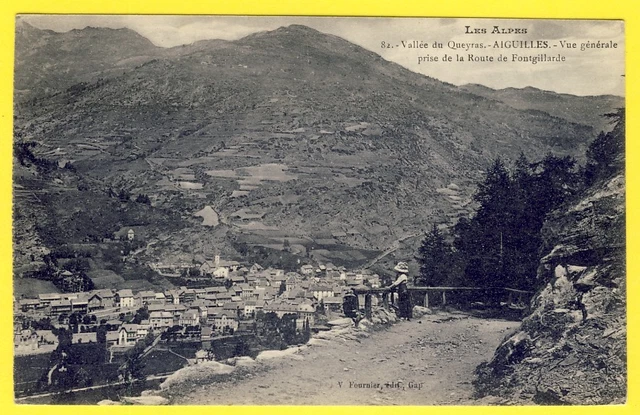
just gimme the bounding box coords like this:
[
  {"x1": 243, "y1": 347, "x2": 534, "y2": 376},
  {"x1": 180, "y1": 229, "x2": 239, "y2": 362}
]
[{"x1": 21, "y1": 15, "x2": 625, "y2": 96}]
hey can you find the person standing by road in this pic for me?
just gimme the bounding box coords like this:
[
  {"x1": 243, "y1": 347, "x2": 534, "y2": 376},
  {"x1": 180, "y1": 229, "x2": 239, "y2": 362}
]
[
  {"x1": 389, "y1": 262, "x2": 412, "y2": 320},
  {"x1": 342, "y1": 287, "x2": 364, "y2": 327}
]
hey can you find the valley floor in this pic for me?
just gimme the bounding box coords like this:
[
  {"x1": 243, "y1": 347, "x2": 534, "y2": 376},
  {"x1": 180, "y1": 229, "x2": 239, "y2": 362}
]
[{"x1": 171, "y1": 311, "x2": 519, "y2": 405}]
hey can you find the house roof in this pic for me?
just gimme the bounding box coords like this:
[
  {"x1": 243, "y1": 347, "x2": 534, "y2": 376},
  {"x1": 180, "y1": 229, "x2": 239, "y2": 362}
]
[
  {"x1": 71, "y1": 299, "x2": 88, "y2": 305},
  {"x1": 323, "y1": 296, "x2": 343, "y2": 304},
  {"x1": 200, "y1": 260, "x2": 216, "y2": 268},
  {"x1": 286, "y1": 288, "x2": 305, "y2": 299},
  {"x1": 75, "y1": 292, "x2": 92, "y2": 301},
  {"x1": 264, "y1": 301, "x2": 299, "y2": 313},
  {"x1": 150, "y1": 311, "x2": 173, "y2": 318},
  {"x1": 88, "y1": 293, "x2": 103, "y2": 301},
  {"x1": 39, "y1": 293, "x2": 62, "y2": 301},
  {"x1": 310, "y1": 285, "x2": 333, "y2": 292},
  {"x1": 148, "y1": 304, "x2": 167, "y2": 312},
  {"x1": 215, "y1": 292, "x2": 232, "y2": 299},
  {"x1": 120, "y1": 323, "x2": 150, "y2": 332},
  {"x1": 181, "y1": 310, "x2": 199, "y2": 318},
  {"x1": 117, "y1": 289, "x2": 134, "y2": 298},
  {"x1": 297, "y1": 303, "x2": 315, "y2": 312},
  {"x1": 207, "y1": 305, "x2": 223, "y2": 313},
  {"x1": 50, "y1": 300, "x2": 72, "y2": 307},
  {"x1": 138, "y1": 290, "x2": 155, "y2": 298},
  {"x1": 113, "y1": 227, "x2": 142, "y2": 238}
]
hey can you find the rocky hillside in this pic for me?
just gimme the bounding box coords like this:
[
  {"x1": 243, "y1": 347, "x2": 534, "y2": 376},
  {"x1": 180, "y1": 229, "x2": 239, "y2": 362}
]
[
  {"x1": 13, "y1": 23, "x2": 609, "y2": 273},
  {"x1": 474, "y1": 171, "x2": 625, "y2": 404}
]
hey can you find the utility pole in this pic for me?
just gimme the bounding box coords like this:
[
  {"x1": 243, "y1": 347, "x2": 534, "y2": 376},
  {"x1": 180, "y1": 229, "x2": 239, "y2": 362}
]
[{"x1": 499, "y1": 231, "x2": 504, "y2": 279}]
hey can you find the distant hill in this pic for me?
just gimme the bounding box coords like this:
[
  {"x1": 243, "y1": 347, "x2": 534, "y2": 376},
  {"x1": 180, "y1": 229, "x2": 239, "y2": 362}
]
[
  {"x1": 13, "y1": 24, "x2": 607, "y2": 275},
  {"x1": 460, "y1": 84, "x2": 623, "y2": 133},
  {"x1": 14, "y1": 19, "x2": 161, "y2": 100}
]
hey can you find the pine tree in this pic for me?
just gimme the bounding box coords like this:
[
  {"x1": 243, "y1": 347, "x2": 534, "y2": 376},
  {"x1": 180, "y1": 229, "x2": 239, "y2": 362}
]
[
  {"x1": 468, "y1": 158, "x2": 515, "y2": 287},
  {"x1": 585, "y1": 108, "x2": 625, "y2": 185},
  {"x1": 97, "y1": 324, "x2": 108, "y2": 344},
  {"x1": 119, "y1": 341, "x2": 146, "y2": 394},
  {"x1": 416, "y1": 224, "x2": 451, "y2": 286},
  {"x1": 453, "y1": 153, "x2": 583, "y2": 290},
  {"x1": 303, "y1": 318, "x2": 311, "y2": 342}
]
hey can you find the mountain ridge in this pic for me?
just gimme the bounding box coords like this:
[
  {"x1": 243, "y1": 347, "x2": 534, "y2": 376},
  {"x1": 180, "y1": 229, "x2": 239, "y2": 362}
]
[
  {"x1": 460, "y1": 84, "x2": 623, "y2": 132},
  {"x1": 12, "y1": 22, "x2": 614, "y2": 281}
]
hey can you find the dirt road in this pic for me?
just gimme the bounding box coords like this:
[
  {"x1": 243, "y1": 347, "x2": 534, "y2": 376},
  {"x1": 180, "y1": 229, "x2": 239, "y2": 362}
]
[{"x1": 173, "y1": 312, "x2": 519, "y2": 405}]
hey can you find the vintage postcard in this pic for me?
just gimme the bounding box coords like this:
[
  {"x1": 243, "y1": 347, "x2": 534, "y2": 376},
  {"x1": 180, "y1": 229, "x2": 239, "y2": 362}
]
[{"x1": 10, "y1": 15, "x2": 626, "y2": 406}]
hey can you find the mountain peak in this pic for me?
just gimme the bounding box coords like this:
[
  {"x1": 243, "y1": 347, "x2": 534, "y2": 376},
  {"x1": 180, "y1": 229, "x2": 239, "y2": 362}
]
[
  {"x1": 67, "y1": 25, "x2": 152, "y2": 40},
  {"x1": 508, "y1": 86, "x2": 543, "y2": 93},
  {"x1": 15, "y1": 18, "x2": 34, "y2": 29},
  {"x1": 239, "y1": 24, "x2": 342, "y2": 46},
  {"x1": 461, "y1": 83, "x2": 496, "y2": 92},
  {"x1": 279, "y1": 24, "x2": 323, "y2": 33},
  {"x1": 15, "y1": 18, "x2": 44, "y2": 35}
]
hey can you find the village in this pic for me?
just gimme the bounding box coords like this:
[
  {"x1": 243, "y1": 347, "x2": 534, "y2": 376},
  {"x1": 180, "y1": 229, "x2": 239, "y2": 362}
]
[{"x1": 13, "y1": 244, "x2": 385, "y2": 395}]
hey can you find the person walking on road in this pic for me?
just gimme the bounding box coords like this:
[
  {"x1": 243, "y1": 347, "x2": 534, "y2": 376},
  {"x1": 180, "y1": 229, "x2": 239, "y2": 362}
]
[{"x1": 389, "y1": 262, "x2": 412, "y2": 320}]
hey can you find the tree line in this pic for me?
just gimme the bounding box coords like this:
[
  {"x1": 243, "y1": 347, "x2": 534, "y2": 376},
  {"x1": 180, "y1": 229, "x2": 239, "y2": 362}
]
[{"x1": 416, "y1": 109, "x2": 624, "y2": 291}]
